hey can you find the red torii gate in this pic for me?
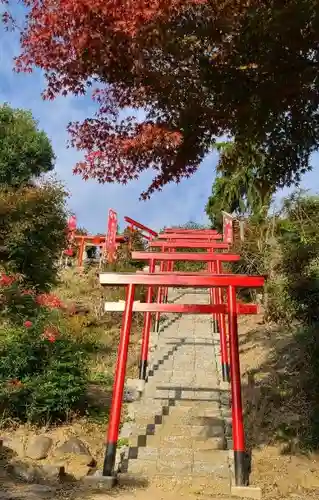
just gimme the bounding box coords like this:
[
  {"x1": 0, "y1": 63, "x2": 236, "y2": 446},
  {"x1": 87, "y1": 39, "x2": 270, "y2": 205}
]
[
  {"x1": 163, "y1": 228, "x2": 219, "y2": 234},
  {"x1": 100, "y1": 271, "x2": 265, "y2": 487},
  {"x1": 148, "y1": 237, "x2": 227, "y2": 304},
  {"x1": 124, "y1": 216, "x2": 158, "y2": 241},
  {"x1": 132, "y1": 251, "x2": 242, "y2": 383},
  {"x1": 158, "y1": 232, "x2": 223, "y2": 240},
  {"x1": 149, "y1": 240, "x2": 229, "y2": 249},
  {"x1": 147, "y1": 239, "x2": 230, "y2": 367},
  {"x1": 133, "y1": 252, "x2": 240, "y2": 262},
  {"x1": 74, "y1": 234, "x2": 126, "y2": 267}
]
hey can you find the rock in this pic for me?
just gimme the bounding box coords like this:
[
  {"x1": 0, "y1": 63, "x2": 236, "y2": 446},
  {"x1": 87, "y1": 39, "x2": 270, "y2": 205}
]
[
  {"x1": 64, "y1": 461, "x2": 92, "y2": 480},
  {"x1": 124, "y1": 378, "x2": 143, "y2": 402},
  {"x1": 55, "y1": 450, "x2": 96, "y2": 479},
  {"x1": 34, "y1": 464, "x2": 65, "y2": 482},
  {"x1": 231, "y1": 486, "x2": 262, "y2": 499},
  {"x1": 2, "y1": 436, "x2": 25, "y2": 457},
  {"x1": 9, "y1": 460, "x2": 36, "y2": 482},
  {"x1": 137, "y1": 338, "x2": 158, "y2": 350},
  {"x1": 10, "y1": 462, "x2": 65, "y2": 484},
  {"x1": 56, "y1": 437, "x2": 89, "y2": 456},
  {"x1": 123, "y1": 387, "x2": 139, "y2": 403},
  {"x1": 55, "y1": 437, "x2": 94, "y2": 466},
  {"x1": 26, "y1": 436, "x2": 53, "y2": 460},
  {"x1": 83, "y1": 470, "x2": 117, "y2": 489},
  {"x1": 127, "y1": 405, "x2": 137, "y2": 421}
]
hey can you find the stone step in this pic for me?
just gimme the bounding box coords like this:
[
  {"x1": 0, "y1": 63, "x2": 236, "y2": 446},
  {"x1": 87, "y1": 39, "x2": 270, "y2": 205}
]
[
  {"x1": 130, "y1": 447, "x2": 229, "y2": 462},
  {"x1": 160, "y1": 412, "x2": 225, "y2": 429},
  {"x1": 137, "y1": 396, "x2": 227, "y2": 412},
  {"x1": 129, "y1": 434, "x2": 226, "y2": 450},
  {"x1": 124, "y1": 459, "x2": 232, "y2": 494},
  {"x1": 151, "y1": 388, "x2": 221, "y2": 400},
  {"x1": 130, "y1": 413, "x2": 169, "y2": 427},
  {"x1": 117, "y1": 290, "x2": 235, "y2": 493}
]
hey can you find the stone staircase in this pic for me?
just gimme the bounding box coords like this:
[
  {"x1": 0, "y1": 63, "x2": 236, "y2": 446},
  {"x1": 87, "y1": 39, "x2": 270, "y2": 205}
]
[{"x1": 117, "y1": 289, "x2": 234, "y2": 495}]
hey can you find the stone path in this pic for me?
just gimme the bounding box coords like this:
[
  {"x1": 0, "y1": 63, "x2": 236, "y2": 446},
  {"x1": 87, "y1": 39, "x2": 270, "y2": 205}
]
[
  {"x1": 118, "y1": 289, "x2": 233, "y2": 495},
  {"x1": 0, "y1": 289, "x2": 239, "y2": 500}
]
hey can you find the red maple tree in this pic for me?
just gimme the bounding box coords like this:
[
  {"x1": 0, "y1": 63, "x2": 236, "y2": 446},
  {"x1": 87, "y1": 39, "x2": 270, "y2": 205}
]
[{"x1": 3, "y1": 0, "x2": 319, "y2": 196}]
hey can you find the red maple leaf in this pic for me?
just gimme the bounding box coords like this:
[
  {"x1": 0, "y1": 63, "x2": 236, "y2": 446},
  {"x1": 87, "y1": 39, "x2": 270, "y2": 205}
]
[
  {"x1": 2, "y1": 0, "x2": 214, "y2": 198},
  {"x1": 3, "y1": 0, "x2": 314, "y2": 194}
]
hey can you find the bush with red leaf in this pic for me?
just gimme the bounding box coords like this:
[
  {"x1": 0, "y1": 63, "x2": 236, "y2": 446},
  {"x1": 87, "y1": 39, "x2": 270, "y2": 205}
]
[
  {"x1": 36, "y1": 293, "x2": 64, "y2": 309},
  {"x1": 0, "y1": 311, "x2": 89, "y2": 424},
  {"x1": 0, "y1": 271, "x2": 90, "y2": 424}
]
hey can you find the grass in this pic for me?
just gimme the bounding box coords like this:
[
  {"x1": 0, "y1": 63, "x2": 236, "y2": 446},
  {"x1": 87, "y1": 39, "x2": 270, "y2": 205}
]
[{"x1": 239, "y1": 316, "x2": 319, "y2": 454}]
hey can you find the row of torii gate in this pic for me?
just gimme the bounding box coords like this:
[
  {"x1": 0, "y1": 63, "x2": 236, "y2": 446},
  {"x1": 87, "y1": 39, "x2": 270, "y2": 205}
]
[
  {"x1": 98, "y1": 218, "x2": 265, "y2": 492},
  {"x1": 64, "y1": 214, "x2": 158, "y2": 266}
]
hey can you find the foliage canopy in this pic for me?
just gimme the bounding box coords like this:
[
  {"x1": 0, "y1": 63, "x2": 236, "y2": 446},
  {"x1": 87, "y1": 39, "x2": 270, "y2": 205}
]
[
  {"x1": 0, "y1": 104, "x2": 55, "y2": 187},
  {"x1": 3, "y1": 1, "x2": 319, "y2": 197},
  {"x1": 0, "y1": 181, "x2": 69, "y2": 290},
  {"x1": 206, "y1": 142, "x2": 275, "y2": 228},
  {"x1": 0, "y1": 103, "x2": 68, "y2": 290}
]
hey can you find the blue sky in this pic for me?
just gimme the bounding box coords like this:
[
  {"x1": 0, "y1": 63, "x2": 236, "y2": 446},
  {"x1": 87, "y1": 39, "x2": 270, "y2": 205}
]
[{"x1": 1, "y1": 9, "x2": 319, "y2": 233}]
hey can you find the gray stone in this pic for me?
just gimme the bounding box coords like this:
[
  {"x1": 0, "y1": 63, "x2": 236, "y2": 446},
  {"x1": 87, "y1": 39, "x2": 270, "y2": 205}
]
[
  {"x1": 0, "y1": 493, "x2": 15, "y2": 500},
  {"x1": 112, "y1": 289, "x2": 235, "y2": 481},
  {"x1": 83, "y1": 469, "x2": 117, "y2": 489},
  {"x1": 226, "y1": 438, "x2": 234, "y2": 449},
  {"x1": 231, "y1": 486, "x2": 262, "y2": 499},
  {"x1": 124, "y1": 378, "x2": 142, "y2": 402},
  {"x1": 2, "y1": 436, "x2": 25, "y2": 457},
  {"x1": 9, "y1": 461, "x2": 65, "y2": 483},
  {"x1": 26, "y1": 436, "x2": 53, "y2": 460},
  {"x1": 56, "y1": 437, "x2": 88, "y2": 456},
  {"x1": 157, "y1": 458, "x2": 192, "y2": 474},
  {"x1": 117, "y1": 472, "x2": 149, "y2": 487},
  {"x1": 115, "y1": 445, "x2": 129, "y2": 471},
  {"x1": 55, "y1": 437, "x2": 94, "y2": 466},
  {"x1": 127, "y1": 405, "x2": 137, "y2": 420},
  {"x1": 192, "y1": 461, "x2": 230, "y2": 477},
  {"x1": 34, "y1": 464, "x2": 65, "y2": 482},
  {"x1": 159, "y1": 447, "x2": 193, "y2": 459},
  {"x1": 9, "y1": 460, "x2": 36, "y2": 482},
  {"x1": 123, "y1": 388, "x2": 139, "y2": 403}
]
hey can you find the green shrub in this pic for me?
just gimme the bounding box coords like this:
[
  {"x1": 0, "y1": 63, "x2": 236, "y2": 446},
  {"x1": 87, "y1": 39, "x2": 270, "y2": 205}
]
[
  {"x1": 0, "y1": 181, "x2": 68, "y2": 291},
  {"x1": 0, "y1": 104, "x2": 54, "y2": 187},
  {"x1": 264, "y1": 276, "x2": 295, "y2": 324},
  {"x1": 0, "y1": 319, "x2": 88, "y2": 425},
  {"x1": 293, "y1": 325, "x2": 319, "y2": 449},
  {"x1": 279, "y1": 193, "x2": 319, "y2": 325},
  {"x1": 230, "y1": 193, "x2": 319, "y2": 324},
  {"x1": 0, "y1": 278, "x2": 38, "y2": 323},
  {"x1": 116, "y1": 228, "x2": 146, "y2": 269}
]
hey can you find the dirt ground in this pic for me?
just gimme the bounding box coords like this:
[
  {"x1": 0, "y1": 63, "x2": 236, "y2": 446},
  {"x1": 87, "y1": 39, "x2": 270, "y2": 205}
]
[
  {"x1": 2, "y1": 314, "x2": 319, "y2": 499},
  {"x1": 239, "y1": 314, "x2": 319, "y2": 500}
]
